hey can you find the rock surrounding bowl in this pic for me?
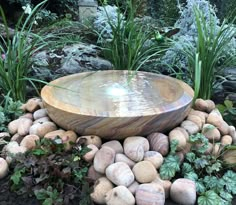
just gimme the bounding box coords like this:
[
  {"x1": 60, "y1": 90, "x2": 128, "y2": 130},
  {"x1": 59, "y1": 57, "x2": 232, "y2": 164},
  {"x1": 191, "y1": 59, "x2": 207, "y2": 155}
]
[{"x1": 41, "y1": 70, "x2": 194, "y2": 139}]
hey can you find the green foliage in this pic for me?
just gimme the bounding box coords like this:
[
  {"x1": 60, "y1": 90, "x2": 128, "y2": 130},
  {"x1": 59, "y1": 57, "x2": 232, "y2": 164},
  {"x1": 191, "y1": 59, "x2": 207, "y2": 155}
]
[
  {"x1": 183, "y1": 6, "x2": 236, "y2": 99},
  {"x1": 10, "y1": 137, "x2": 91, "y2": 204},
  {"x1": 193, "y1": 53, "x2": 202, "y2": 102},
  {"x1": 0, "y1": 95, "x2": 23, "y2": 131},
  {"x1": 99, "y1": 0, "x2": 169, "y2": 72},
  {"x1": 0, "y1": 0, "x2": 48, "y2": 101},
  {"x1": 159, "y1": 131, "x2": 236, "y2": 204},
  {"x1": 160, "y1": 155, "x2": 180, "y2": 180},
  {"x1": 160, "y1": 140, "x2": 180, "y2": 180},
  {"x1": 10, "y1": 167, "x2": 26, "y2": 190},
  {"x1": 32, "y1": 137, "x2": 66, "y2": 156},
  {"x1": 216, "y1": 100, "x2": 236, "y2": 125},
  {"x1": 34, "y1": 186, "x2": 63, "y2": 205},
  {"x1": 189, "y1": 133, "x2": 209, "y2": 153},
  {"x1": 198, "y1": 190, "x2": 221, "y2": 205}
]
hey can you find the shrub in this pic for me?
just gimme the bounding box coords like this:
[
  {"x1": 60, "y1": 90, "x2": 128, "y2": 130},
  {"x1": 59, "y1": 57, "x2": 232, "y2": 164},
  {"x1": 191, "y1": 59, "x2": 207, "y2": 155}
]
[{"x1": 9, "y1": 137, "x2": 92, "y2": 205}]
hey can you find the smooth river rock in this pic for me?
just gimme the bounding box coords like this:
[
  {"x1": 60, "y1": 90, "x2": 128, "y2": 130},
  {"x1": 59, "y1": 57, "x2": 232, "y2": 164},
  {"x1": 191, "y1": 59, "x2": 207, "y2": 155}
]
[
  {"x1": 144, "y1": 151, "x2": 163, "y2": 169},
  {"x1": 106, "y1": 162, "x2": 134, "y2": 187},
  {"x1": 132, "y1": 161, "x2": 157, "y2": 183},
  {"x1": 147, "y1": 133, "x2": 169, "y2": 156},
  {"x1": 90, "y1": 177, "x2": 114, "y2": 204},
  {"x1": 102, "y1": 140, "x2": 123, "y2": 154},
  {"x1": 124, "y1": 136, "x2": 149, "y2": 162},
  {"x1": 135, "y1": 183, "x2": 165, "y2": 205},
  {"x1": 93, "y1": 146, "x2": 115, "y2": 174},
  {"x1": 170, "y1": 178, "x2": 196, "y2": 205},
  {"x1": 105, "y1": 186, "x2": 135, "y2": 205},
  {"x1": 115, "y1": 153, "x2": 136, "y2": 168}
]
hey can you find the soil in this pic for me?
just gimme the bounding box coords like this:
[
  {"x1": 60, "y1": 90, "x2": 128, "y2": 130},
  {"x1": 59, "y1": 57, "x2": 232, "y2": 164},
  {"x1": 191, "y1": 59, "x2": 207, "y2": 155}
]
[{"x1": 0, "y1": 176, "x2": 39, "y2": 205}]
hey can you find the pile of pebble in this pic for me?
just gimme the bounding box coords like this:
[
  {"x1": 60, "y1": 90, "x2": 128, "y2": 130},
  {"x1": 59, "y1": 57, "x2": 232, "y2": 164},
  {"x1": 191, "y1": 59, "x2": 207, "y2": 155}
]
[{"x1": 0, "y1": 98, "x2": 236, "y2": 205}]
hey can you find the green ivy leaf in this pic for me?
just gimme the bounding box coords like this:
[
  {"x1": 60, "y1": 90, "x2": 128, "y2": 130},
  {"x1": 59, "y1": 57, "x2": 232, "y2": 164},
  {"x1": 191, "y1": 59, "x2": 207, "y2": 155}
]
[
  {"x1": 198, "y1": 190, "x2": 220, "y2": 205},
  {"x1": 73, "y1": 167, "x2": 88, "y2": 182},
  {"x1": 10, "y1": 168, "x2": 26, "y2": 185}
]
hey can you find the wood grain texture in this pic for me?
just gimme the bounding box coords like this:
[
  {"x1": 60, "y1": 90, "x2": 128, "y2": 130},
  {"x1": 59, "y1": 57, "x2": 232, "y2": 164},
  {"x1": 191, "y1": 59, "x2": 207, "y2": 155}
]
[{"x1": 41, "y1": 70, "x2": 194, "y2": 139}]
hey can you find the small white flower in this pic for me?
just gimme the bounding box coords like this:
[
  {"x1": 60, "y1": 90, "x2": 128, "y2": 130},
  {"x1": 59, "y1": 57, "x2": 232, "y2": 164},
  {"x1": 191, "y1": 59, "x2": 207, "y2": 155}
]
[{"x1": 22, "y1": 4, "x2": 32, "y2": 15}]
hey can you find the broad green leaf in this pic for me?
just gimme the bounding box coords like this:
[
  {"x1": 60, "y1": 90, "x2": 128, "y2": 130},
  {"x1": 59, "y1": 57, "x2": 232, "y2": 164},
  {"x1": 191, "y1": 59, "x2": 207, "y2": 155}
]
[
  {"x1": 160, "y1": 164, "x2": 177, "y2": 180},
  {"x1": 160, "y1": 155, "x2": 180, "y2": 180},
  {"x1": 223, "y1": 170, "x2": 236, "y2": 194},
  {"x1": 181, "y1": 162, "x2": 194, "y2": 175},
  {"x1": 184, "y1": 172, "x2": 198, "y2": 181},
  {"x1": 198, "y1": 190, "x2": 220, "y2": 205},
  {"x1": 220, "y1": 191, "x2": 233, "y2": 202},
  {"x1": 196, "y1": 180, "x2": 206, "y2": 194},
  {"x1": 186, "y1": 152, "x2": 196, "y2": 163},
  {"x1": 170, "y1": 139, "x2": 179, "y2": 154}
]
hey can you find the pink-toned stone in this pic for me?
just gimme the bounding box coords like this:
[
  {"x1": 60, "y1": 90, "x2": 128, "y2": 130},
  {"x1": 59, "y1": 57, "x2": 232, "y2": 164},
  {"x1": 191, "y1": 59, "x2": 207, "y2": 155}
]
[
  {"x1": 106, "y1": 162, "x2": 134, "y2": 187},
  {"x1": 170, "y1": 178, "x2": 196, "y2": 205},
  {"x1": 147, "y1": 133, "x2": 169, "y2": 156},
  {"x1": 135, "y1": 183, "x2": 165, "y2": 205},
  {"x1": 102, "y1": 140, "x2": 123, "y2": 154},
  {"x1": 93, "y1": 146, "x2": 115, "y2": 174}
]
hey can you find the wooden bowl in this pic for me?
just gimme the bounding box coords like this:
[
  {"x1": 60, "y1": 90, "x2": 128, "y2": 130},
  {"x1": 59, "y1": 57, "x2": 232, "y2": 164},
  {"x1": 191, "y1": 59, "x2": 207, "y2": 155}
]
[{"x1": 41, "y1": 70, "x2": 194, "y2": 139}]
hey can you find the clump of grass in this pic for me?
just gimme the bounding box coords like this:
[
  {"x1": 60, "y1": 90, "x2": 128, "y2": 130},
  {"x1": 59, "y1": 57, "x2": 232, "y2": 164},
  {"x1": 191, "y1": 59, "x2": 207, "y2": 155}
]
[
  {"x1": 0, "y1": 0, "x2": 47, "y2": 102},
  {"x1": 183, "y1": 6, "x2": 236, "y2": 99},
  {"x1": 98, "y1": 0, "x2": 170, "y2": 72}
]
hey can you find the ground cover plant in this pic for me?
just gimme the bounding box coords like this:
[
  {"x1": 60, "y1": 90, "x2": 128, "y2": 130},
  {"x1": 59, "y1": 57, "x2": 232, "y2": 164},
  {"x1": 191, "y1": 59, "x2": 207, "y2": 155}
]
[
  {"x1": 5, "y1": 137, "x2": 92, "y2": 205},
  {"x1": 0, "y1": 0, "x2": 236, "y2": 204},
  {"x1": 0, "y1": 96, "x2": 23, "y2": 132},
  {"x1": 160, "y1": 135, "x2": 236, "y2": 205}
]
